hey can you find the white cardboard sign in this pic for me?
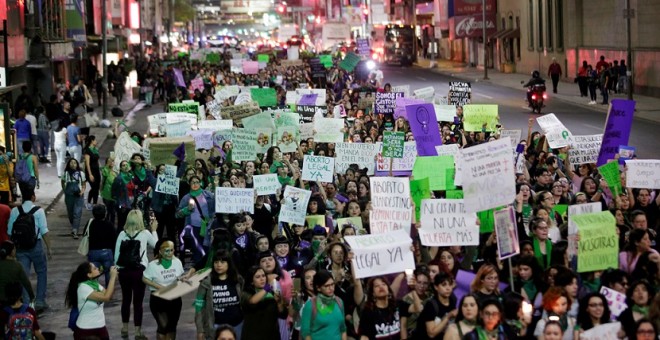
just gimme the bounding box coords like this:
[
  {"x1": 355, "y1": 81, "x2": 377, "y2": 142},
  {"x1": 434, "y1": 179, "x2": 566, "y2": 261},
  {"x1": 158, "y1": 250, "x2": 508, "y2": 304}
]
[
  {"x1": 419, "y1": 199, "x2": 479, "y2": 247},
  {"x1": 345, "y1": 229, "x2": 415, "y2": 279},
  {"x1": 215, "y1": 187, "x2": 255, "y2": 214}
]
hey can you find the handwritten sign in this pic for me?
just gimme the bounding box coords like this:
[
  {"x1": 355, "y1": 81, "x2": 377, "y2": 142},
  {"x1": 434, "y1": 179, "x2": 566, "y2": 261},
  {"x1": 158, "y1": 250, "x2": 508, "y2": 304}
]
[
  {"x1": 113, "y1": 132, "x2": 143, "y2": 172},
  {"x1": 375, "y1": 142, "x2": 417, "y2": 175},
  {"x1": 155, "y1": 174, "x2": 180, "y2": 196},
  {"x1": 276, "y1": 126, "x2": 299, "y2": 153},
  {"x1": 335, "y1": 142, "x2": 379, "y2": 175},
  {"x1": 169, "y1": 102, "x2": 200, "y2": 114},
  {"x1": 345, "y1": 229, "x2": 415, "y2": 279},
  {"x1": 369, "y1": 177, "x2": 413, "y2": 235},
  {"x1": 198, "y1": 119, "x2": 233, "y2": 131},
  {"x1": 375, "y1": 92, "x2": 404, "y2": 115},
  {"x1": 190, "y1": 77, "x2": 204, "y2": 92},
  {"x1": 461, "y1": 138, "x2": 516, "y2": 213},
  {"x1": 419, "y1": 199, "x2": 478, "y2": 247},
  {"x1": 279, "y1": 186, "x2": 312, "y2": 226},
  {"x1": 242, "y1": 112, "x2": 276, "y2": 131},
  {"x1": 301, "y1": 155, "x2": 335, "y2": 183},
  {"x1": 625, "y1": 160, "x2": 660, "y2": 189},
  {"x1": 597, "y1": 100, "x2": 636, "y2": 166},
  {"x1": 463, "y1": 104, "x2": 499, "y2": 132},
  {"x1": 599, "y1": 287, "x2": 627, "y2": 317},
  {"x1": 410, "y1": 178, "x2": 430, "y2": 221},
  {"x1": 434, "y1": 104, "x2": 456, "y2": 122},
  {"x1": 231, "y1": 128, "x2": 258, "y2": 162},
  {"x1": 220, "y1": 102, "x2": 261, "y2": 125},
  {"x1": 436, "y1": 144, "x2": 462, "y2": 186},
  {"x1": 391, "y1": 85, "x2": 410, "y2": 97},
  {"x1": 448, "y1": 81, "x2": 471, "y2": 106},
  {"x1": 494, "y1": 206, "x2": 520, "y2": 260},
  {"x1": 569, "y1": 134, "x2": 603, "y2": 165},
  {"x1": 574, "y1": 211, "x2": 618, "y2": 273},
  {"x1": 536, "y1": 113, "x2": 572, "y2": 149},
  {"x1": 253, "y1": 174, "x2": 280, "y2": 196},
  {"x1": 500, "y1": 129, "x2": 522, "y2": 147},
  {"x1": 167, "y1": 112, "x2": 198, "y2": 130},
  {"x1": 314, "y1": 118, "x2": 344, "y2": 143},
  {"x1": 413, "y1": 86, "x2": 435, "y2": 102},
  {"x1": 567, "y1": 202, "x2": 602, "y2": 258},
  {"x1": 382, "y1": 131, "x2": 405, "y2": 159},
  {"x1": 215, "y1": 187, "x2": 254, "y2": 214},
  {"x1": 186, "y1": 130, "x2": 213, "y2": 149},
  {"x1": 580, "y1": 322, "x2": 622, "y2": 340},
  {"x1": 406, "y1": 103, "x2": 442, "y2": 156},
  {"x1": 216, "y1": 85, "x2": 240, "y2": 101},
  {"x1": 147, "y1": 113, "x2": 167, "y2": 134}
]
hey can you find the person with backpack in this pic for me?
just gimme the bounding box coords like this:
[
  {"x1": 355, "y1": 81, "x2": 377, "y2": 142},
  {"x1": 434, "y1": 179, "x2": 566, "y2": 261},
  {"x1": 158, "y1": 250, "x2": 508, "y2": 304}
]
[
  {"x1": 7, "y1": 189, "x2": 51, "y2": 312},
  {"x1": 300, "y1": 270, "x2": 347, "y2": 340},
  {"x1": 15, "y1": 141, "x2": 40, "y2": 198},
  {"x1": 113, "y1": 209, "x2": 158, "y2": 340},
  {"x1": 62, "y1": 158, "x2": 86, "y2": 239},
  {"x1": 0, "y1": 281, "x2": 46, "y2": 340},
  {"x1": 64, "y1": 262, "x2": 118, "y2": 340}
]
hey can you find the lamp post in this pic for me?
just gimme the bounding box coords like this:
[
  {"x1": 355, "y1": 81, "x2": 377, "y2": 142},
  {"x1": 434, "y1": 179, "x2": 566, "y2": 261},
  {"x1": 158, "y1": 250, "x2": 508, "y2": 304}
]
[
  {"x1": 102, "y1": 0, "x2": 108, "y2": 118},
  {"x1": 482, "y1": 0, "x2": 488, "y2": 80},
  {"x1": 625, "y1": 0, "x2": 633, "y2": 100}
]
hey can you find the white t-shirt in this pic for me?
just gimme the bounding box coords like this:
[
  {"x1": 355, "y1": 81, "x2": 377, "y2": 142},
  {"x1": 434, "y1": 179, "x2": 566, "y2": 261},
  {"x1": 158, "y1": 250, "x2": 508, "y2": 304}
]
[
  {"x1": 77, "y1": 283, "x2": 106, "y2": 329},
  {"x1": 114, "y1": 230, "x2": 159, "y2": 269},
  {"x1": 53, "y1": 128, "x2": 67, "y2": 148},
  {"x1": 143, "y1": 258, "x2": 185, "y2": 292}
]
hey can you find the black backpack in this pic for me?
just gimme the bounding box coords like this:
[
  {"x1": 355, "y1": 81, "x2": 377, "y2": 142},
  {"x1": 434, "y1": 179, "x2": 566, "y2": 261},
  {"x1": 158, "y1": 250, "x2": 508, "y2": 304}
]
[
  {"x1": 11, "y1": 206, "x2": 40, "y2": 250},
  {"x1": 116, "y1": 232, "x2": 143, "y2": 268}
]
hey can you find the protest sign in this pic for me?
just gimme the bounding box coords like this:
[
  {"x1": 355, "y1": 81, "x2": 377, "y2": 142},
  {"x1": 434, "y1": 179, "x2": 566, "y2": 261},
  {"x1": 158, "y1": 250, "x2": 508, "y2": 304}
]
[
  {"x1": 375, "y1": 92, "x2": 404, "y2": 115},
  {"x1": 435, "y1": 144, "x2": 462, "y2": 186},
  {"x1": 231, "y1": 128, "x2": 258, "y2": 162},
  {"x1": 190, "y1": 77, "x2": 204, "y2": 92},
  {"x1": 309, "y1": 59, "x2": 326, "y2": 80},
  {"x1": 356, "y1": 38, "x2": 370, "y2": 57},
  {"x1": 394, "y1": 97, "x2": 425, "y2": 119},
  {"x1": 410, "y1": 178, "x2": 431, "y2": 223},
  {"x1": 391, "y1": 85, "x2": 410, "y2": 97},
  {"x1": 339, "y1": 52, "x2": 361, "y2": 72},
  {"x1": 335, "y1": 142, "x2": 380, "y2": 175},
  {"x1": 206, "y1": 52, "x2": 220, "y2": 64},
  {"x1": 369, "y1": 177, "x2": 413, "y2": 235},
  {"x1": 255, "y1": 128, "x2": 272, "y2": 154},
  {"x1": 337, "y1": 217, "x2": 364, "y2": 234},
  {"x1": 319, "y1": 54, "x2": 333, "y2": 68},
  {"x1": 173, "y1": 68, "x2": 186, "y2": 87},
  {"x1": 198, "y1": 119, "x2": 233, "y2": 131},
  {"x1": 461, "y1": 138, "x2": 516, "y2": 213},
  {"x1": 253, "y1": 174, "x2": 280, "y2": 196},
  {"x1": 305, "y1": 215, "x2": 326, "y2": 230},
  {"x1": 500, "y1": 129, "x2": 522, "y2": 147},
  {"x1": 299, "y1": 123, "x2": 314, "y2": 141},
  {"x1": 216, "y1": 85, "x2": 240, "y2": 101},
  {"x1": 302, "y1": 155, "x2": 335, "y2": 183},
  {"x1": 279, "y1": 186, "x2": 312, "y2": 225},
  {"x1": 494, "y1": 206, "x2": 520, "y2": 260},
  {"x1": 382, "y1": 131, "x2": 405, "y2": 159},
  {"x1": 169, "y1": 102, "x2": 200, "y2": 114},
  {"x1": 536, "y1": 113, "x2": 572, "y2": 149},
  {"x1": 314, "y1": 118, "x2": 344, "y2": 143},
  {"x1": 147, "y1": 113, "x2": 167, "y2": 135},
  {"x1": 597, "y1": 99, "x2": 636, "y2": 166},
  {"x1": 580, "y1": 322, "x2": 622, "y2": 340},
  {"x1": 215, "y1": 187, "x2": 255, "y2": 214},
  {"x1": 296, "y1": 105, "x2": 322, "y2": 124},
  {"x1": 434, "y1": 104, "x2": 456, "y2": 122},
  {"x1": 569, "y1": 134, "x2": 603, "y2": 165},
  {"x1": 375, "y1": 142, "x2": 417, "y2": 176},
  {"x1": 625, "y1": 160, "x2": 660, "y2": 189},
  {"x1": 567, "y1": 202, "x2": 602, "y2": 258},
  {"x1": 186, "y1": 129, "x2": 213, "y2": 149},
  {"x1": 250, "y1": 88, "x2": 277, "y2": 107},
  {"x1": 155, "y1": 174, "x2": 180, "y2": 196},
  {"x1": 406, "y1": 104, "x2": 442, "y2": 156},
  {"x1": 234, "y1": 92, "x2": 253, "y2": 105},
  {"x1": 419, "y1": 199, "x2": 479, "y2": 247},
  {"x1": 213, "y1": 130, "x2": 233, "y2": 148},
  {"x1": 165, "y1": 120, "x2": 191, "y2": 137},
  {"x1": 230, "y1": 59, "x2": 243, "y2": 73},
  {"x1": 446, "y1": 190, "x2": 464, "y2": 199},
  {"x1": 598, "y1": 161, "x2": 623, "y2": 197},
  {"x1": 413, "y1": 156, "x2": 455, "y2": 191},
  {"x1": 145, "y1": 137, "x2": 195, "y2": 167},
  {"x1": 241, "y1": 112, "x2": 276, "y2": 130},
  {"x1": 345, "y1": 229, "x2": 415, "y2": 279},
  {"x1": 600, "y1": 287, "x2": 627, "y2": 317},
  {"x1": 242, "y1": 61, "x2": 258, "y2": 74},
  {"x1": 113, "y1": 132, "x2": 144, "y2": 172},
  {"x1": 618, "y1": 145, "x2": 636, "y2": 165},
  {"x1": 205, "y1": 99, "x2": 221, "y2": 119},
  {"x1": 281, "y1": 59, "x2": 304, "y2": 68},
  {"x1": 333, "y1": 104, "x2": 346, "y2": 118},
  {"x1": 153, "y1": 269, "x2": 210, "y2": 300},
  {"x1": 220, "y1": 102, "x2": 261, "y2": 125},
  {"x1": 413, "y1": 86, "x2": 435, "y2": 102},
  {"x1": 463, "y1": 105, "x2": 499, "y2": 132},
  {"x1": 257, "y1": 54, "x2": 269, "y2": 63},
  {"x1": 274, "y1": 111, "x2": 300, "y2": 128},
  {"x1": 276, "y1": 126, "x2": 299, "y2": 153},
  {"x1": 448, "y1": 81, "x2": 471, "y2": 106},
  {"x1": 574, "y1": 211, "x2": 618, "y2": 272},
  {"x1": 298, "y1": 94, "x2": 318, "y2": 106}
]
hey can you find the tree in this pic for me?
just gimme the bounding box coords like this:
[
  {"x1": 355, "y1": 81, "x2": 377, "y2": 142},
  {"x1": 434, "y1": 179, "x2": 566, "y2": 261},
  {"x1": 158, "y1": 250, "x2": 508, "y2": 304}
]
[{"x1": 174, "y1": 0, "x2": 196, "y2": 23}]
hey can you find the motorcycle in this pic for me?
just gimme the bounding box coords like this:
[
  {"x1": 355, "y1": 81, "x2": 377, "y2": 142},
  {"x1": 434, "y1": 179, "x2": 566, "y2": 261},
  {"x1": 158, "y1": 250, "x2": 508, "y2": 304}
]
[{"x1": 522, "y1": 81, "x2": 547, "y2": 114}]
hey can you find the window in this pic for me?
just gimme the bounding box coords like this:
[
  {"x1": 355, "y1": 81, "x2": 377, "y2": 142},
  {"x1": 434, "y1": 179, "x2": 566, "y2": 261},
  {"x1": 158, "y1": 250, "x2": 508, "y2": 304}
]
[
  {"x1": 547, "y1": 0, "x2": 553, "y2": 50},
  {"x1": 528, "y1": 0, "x2": 534, "y2": 49},
  {"x1": 516, "y1": 16, "x2": 521, "y2": 59},
  {"x1": 538, "y1": 0, "x2": 543, "y2": 50},
  {"x1": 556, "y1": 0, "x2": 564, "y2": 49}
]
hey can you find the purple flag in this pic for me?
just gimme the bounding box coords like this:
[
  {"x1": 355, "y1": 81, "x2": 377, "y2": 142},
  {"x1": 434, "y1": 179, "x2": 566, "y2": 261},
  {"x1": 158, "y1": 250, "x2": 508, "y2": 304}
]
[
  {"x1": 406, "y1": 103, "x2": 442, "y2": 156},
  {"x1": 173, "y1": 68, "x2": 186, "y2": 88},
  {"x1": 394, "y1": 97, "x2": 424, "y2": 119},
  {"x1": 173, "y1": 142, "x2": 186, "y2": 161},
  {"x1": 597, "y1": 99, "x2": 636, "y2": 166},
  {"x1": 298, "y1": 94, "x2": 318, "y2": 106}
]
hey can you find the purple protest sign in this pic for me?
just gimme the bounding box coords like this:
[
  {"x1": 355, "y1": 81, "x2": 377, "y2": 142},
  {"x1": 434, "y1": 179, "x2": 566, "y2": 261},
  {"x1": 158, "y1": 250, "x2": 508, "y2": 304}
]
[
  {"x1": 298, "y1": 94, "x2": 318, "y2": 106},
  {"x1": 454, "y1": 270, "x2": 508, "y2": 308},
  {"x1": 597, "y1": 99, "x2": 636, "y2": 166},
  {"x1": 394, "y1": 97, "x2": 424, "y2": 119},
  {"x1": 173, "y1": 68, "x2": 186, "y2": 88},
  {"x1": 406, "y1": 103, "x2": 442, "y2": 156}
]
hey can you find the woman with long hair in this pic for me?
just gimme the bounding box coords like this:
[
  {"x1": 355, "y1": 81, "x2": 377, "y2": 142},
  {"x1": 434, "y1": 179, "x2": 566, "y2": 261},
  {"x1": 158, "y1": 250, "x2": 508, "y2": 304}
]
[
  {"x1": 100, "y1": 157, "x2": 117, "y2": 226},
  {"x1": 470, "y1": 264, "x2": 502, "y2": 305},
  {"x1": 574, "y1": 292, "x2": 611, "y2": 339},
  {"x1": 53, "y1": 120, "x2": 68, "y2": 178},
  {"x1": 151, "y1": 164, "x2": 179, "y2": 241},
  {"x1": 64, "y1": 262, "x2": 118, "y2": 340},
  {"x1": 195, "y1": 249, "x2": 245, "y2": 340},
  {"x1": 354, "y1": 275, "x2": 406, "y2": 339},
  {"x1": 86, "y1": 205, "x2": 116, "y2": 286},
  {"x1": 513, "y1": 255, "x2": 546, "y2": 304},
  {"x1": 533, "y1": 287, "x2": 575, "y2": 340},
  {"x1": 241, "y1": 265, "x2": 288, "y2": 339},
  {"x1": 176, "y1": 175, "x2": 215, "y2": 264},
  {"x1": 300, "y1": 270, "x2": 347, "y2": 339},
  {"x1": 129, "y1": 153, "x2": 154, "y2": 226},
  {"x1": 112, "y1": 160, "x2": 135, "y2": 233},
  {"x1": 632, "y1": 319, "x2": 658, "y2": 340},
  {"x1": 258, "y1": 250, "x2": 293, "y2": 340},
  {"x1": 528, "y1": 218, "x2": 553, "y2": 270},
  {"x1": 143, "y1": 239, "x2": 184, "y2": 340},
  {"x1": 83, "y1": 135, "x2": 101, "y2": 210},
  {"x1": 0, "y1": 241, "x2": 34, "y2": 304},
  {"x1": 463, "y1": 298, "x2": 509, "y2": 340},
  {"x1": 443, "y1": 293, "x2": 479, "y2": 340},
  {"x1": 620, "y1": 228, "x2": 657, "y2": 274},
  {"x1": 401, "y1": 267, "x2": 433, "y2": 338},
  {"x1": 618, "y1": 280, "x2": 655, "y2": 339},
  {"x1": 291, "y1": 267, "x2": 316, "y2": 339},
  {"x1": 113, "y1": 209, "x2": 158, "y2": 339},
  {"x1": 62, "y1": 157, "x2": 86, "y2": 238}
]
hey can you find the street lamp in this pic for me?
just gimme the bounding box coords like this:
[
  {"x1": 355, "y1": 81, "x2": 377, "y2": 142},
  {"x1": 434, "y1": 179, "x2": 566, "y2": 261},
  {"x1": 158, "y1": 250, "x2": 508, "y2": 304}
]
[
  {"x1": 482, "y1": 0, "x2": 488, "y2": 80},
  {"x1": 625, "y1": 0, "x2": 633, "y2": 100}
]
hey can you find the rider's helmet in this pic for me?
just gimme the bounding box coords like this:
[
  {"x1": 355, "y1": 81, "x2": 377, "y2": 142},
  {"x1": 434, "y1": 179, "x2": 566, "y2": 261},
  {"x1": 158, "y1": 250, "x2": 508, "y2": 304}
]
[{"x1": 532, "y1": 70, "x2": 540, "y2": 78}]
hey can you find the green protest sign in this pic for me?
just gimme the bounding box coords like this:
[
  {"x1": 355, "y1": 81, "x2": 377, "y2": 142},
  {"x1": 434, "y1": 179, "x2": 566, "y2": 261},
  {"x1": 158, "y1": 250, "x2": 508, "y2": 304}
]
[
  {"x1": 258, "y1": 54, "x2": 270, "y2": 63},
  {"x1": 463, "y1": 104, "x2": 499, "y2": 132},
  {"x1": 410, "y1": 178, "x2": 430, "y2": 221},
  {"x1": 339, "y1": 53, "x2": 361, "y2": 72},
  {"x1": 250, "y1": 88, "x2": 277, "y2": 107},
  {"x1": 320, "y1": 54, "x2": 333, "y2": 68},
  {"x1": 206, "y1": 53, "x2": 221, "y2": 64},
  {"x1": 552, "y1": 204, "x2": 568, "y2": 221},
  {"x1": 168, "y1": 102, "x2": 199, "y2": 113},
  {"x1": 598, "y1": 161, "x2": 623, "y2": 197},
  {"x1": 382, "y1": 131, "x2": 405, "y2": 159},
  {"x1": 477, "y1": 209, "x2": 495, "y2": 233},
  {"x1": 574, "y1": 211, "x2": 618, "y2": 273},
  {"x1": 305, "y1": 215, "x2": 326, "y2": 228},
  {"x1": 412, "y1": 156, "x2": 455, "y2": 190},
  {"x1": 274, "y1": 111, "x2": 300, "y2": 128},
  {"x1": 446, "y1": 190, "x2": 464, "y2": 199}
]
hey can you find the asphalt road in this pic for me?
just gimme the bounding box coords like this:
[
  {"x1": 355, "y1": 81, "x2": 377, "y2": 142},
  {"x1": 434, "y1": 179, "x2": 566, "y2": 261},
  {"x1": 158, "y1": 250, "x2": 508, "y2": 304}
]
[{"x1": 384, "y1": 65, "x2": 660, "y2": 159}]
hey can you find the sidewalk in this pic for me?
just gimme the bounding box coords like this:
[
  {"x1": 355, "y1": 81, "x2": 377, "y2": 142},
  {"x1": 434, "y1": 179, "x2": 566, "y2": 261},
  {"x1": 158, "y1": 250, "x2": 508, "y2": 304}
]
[
  {"x1": 416, "y1": 58, "x2": 660, "y2": 123},
  {"x1": 36, "y1": 98, "x2": 138, "y2": 211}
]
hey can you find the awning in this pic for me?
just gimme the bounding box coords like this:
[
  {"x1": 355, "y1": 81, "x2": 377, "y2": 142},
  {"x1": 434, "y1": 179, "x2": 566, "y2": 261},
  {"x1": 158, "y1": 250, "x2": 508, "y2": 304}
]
[
  {"x1": 501, "y1": 28, "x2": 520, "y2": 40},
  {"x1": 0, "y1": 83, "x2": 28, "y2": 96},
  {"x1": 489, "y1": 29, "x2": 511, "y2": 40}
]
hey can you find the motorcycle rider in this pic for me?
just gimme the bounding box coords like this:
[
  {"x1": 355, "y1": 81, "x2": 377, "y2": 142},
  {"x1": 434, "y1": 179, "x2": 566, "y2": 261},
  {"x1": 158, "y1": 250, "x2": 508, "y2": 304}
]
[{"x1": 523, "y1": 70, "x2": 546, "y2": 106}]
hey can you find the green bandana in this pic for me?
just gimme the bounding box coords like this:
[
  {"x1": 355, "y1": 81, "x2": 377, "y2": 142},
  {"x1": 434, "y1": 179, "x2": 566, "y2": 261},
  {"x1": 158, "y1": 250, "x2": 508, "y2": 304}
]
[
  {"x1": 134, "y1": 166, "x2": 147, "y2": 181},
  {"x1": 161, "y1": 258, "x2": 172, "y2": 269},
  {"x1": 84, "y1": 280, "x2": 101, "y2": 292},
  {"x1": 189, "y1": 188, "x2": 203, "y2": 197},
  {"x1": 521, "y1": 279, "x2": 538, "y2": 301},
  {"x1": 632, "y1": 305, "x2": 649, "y2": 316},
  {"x1": 131, "y1": 136, "x2": 140, "y2": 144},
  {"x1": 88, "y1": 146, "x2": 99, "y2": 155},
  {"x1": 583, "y1": 278, "x2": 601, "y2": 293},
  {"x1": 121, "y1": 172, "x2": 133, "y2": 184},
  {"x1": 257, "y1": 288, "x2": 274, "y2": 300},
  {"x1": 475, "y1": 326, "x2": 498, "y2": 340},
  {"x1": 533, "y1": 237, "x2": 552, "y2": 270},
  {"x1": 317, "y1": 294, "x2": 337, "y2": 315}
]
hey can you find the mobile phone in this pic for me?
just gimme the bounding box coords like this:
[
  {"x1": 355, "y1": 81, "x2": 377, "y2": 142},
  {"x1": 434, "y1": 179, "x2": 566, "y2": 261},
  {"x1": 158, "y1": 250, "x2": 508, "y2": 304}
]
[{"x1": 293, "y1": 278, "x2": 301, "y2": 292}]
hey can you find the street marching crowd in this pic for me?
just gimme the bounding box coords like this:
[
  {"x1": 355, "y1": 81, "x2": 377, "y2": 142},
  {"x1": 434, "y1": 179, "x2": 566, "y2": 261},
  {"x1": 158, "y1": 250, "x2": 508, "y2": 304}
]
[{"x1": 1, "y1": 47, "x2": 660, "y2": 340}]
